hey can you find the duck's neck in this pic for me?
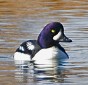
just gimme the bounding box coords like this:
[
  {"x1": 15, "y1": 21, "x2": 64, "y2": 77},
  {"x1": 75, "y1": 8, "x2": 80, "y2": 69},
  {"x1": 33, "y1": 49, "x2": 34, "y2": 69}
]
[{"x1": 37, "y1": 35, "x2": 58, "y2": 48}]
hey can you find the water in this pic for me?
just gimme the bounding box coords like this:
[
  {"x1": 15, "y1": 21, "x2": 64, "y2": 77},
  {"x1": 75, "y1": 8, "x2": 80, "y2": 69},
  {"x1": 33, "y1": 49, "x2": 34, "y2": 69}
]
[{"x1": 0, "y1": 0, "x2": 88, "y2": 85}]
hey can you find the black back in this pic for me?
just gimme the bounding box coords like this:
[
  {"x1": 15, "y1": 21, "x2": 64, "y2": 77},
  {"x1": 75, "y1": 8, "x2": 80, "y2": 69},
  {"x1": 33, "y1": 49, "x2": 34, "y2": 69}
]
[{"x1": 16, "y1": 40, "x2": 41, "y2": 59}]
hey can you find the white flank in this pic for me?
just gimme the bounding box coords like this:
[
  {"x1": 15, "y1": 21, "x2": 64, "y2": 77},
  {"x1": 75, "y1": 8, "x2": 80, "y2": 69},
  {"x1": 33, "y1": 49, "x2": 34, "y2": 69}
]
[
  {"x1": 14, "y1": 52, "x2": 31, "y2": 65},
  {"x1": 53, "y1": 30, "x2": 62, "y2": 41},
  {"x1": 14, "y1": 52, "x2": 31, "y2": 61}
]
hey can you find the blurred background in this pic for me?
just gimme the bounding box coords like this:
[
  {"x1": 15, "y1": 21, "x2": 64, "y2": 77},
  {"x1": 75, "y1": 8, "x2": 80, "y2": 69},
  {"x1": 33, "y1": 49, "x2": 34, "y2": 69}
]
[{"x1": 0, "y1": 0, "x2": 88, "y2": 85}]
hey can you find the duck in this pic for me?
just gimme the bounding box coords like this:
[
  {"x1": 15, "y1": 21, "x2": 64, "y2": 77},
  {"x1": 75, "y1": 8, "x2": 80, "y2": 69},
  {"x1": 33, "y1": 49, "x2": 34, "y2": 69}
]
[{"x1": 14, "y1": 22, "x2": 72, "y2": 65}]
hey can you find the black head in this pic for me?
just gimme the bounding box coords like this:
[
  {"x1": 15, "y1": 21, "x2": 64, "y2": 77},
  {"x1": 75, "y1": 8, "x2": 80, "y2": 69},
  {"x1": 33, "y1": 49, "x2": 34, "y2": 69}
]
[{"x1": 38, "y1": 22, "x2": 72, "y2": 48}]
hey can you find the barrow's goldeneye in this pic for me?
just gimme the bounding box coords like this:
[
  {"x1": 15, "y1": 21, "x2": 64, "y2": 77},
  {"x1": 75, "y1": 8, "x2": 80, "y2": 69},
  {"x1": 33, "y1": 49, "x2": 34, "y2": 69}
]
[{"x1": 14, "y1": 22, "x2": 72, "y2": 65}]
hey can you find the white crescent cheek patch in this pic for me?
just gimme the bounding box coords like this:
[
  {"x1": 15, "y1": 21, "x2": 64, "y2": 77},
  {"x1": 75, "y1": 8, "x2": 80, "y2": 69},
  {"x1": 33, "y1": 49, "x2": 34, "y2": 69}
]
[{"x1": 53, "y1": 30, "x2": 62, "y2": 41}]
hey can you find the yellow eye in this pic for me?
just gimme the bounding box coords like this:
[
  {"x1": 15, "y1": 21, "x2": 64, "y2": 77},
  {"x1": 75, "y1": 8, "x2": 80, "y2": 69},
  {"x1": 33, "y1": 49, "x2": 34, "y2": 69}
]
[{"x1": 51, "y1": 29, "x2": 55, "y2": 33}]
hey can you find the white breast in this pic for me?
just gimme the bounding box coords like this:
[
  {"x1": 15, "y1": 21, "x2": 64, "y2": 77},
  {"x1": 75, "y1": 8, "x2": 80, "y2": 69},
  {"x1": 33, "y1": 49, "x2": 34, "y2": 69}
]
[{"x1": 33, "y1": 46, "x2": 67, "y2": 66}]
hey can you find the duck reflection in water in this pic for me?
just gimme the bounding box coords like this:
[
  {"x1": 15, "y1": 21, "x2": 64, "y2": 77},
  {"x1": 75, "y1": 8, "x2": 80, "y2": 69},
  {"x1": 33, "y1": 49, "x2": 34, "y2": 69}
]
[
  {"x1": 14, "y1": 59, "x2": 68, "y2": 83},
  {"x1": 14, "y1": 22, "x2": 72, "y2": 83}
]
